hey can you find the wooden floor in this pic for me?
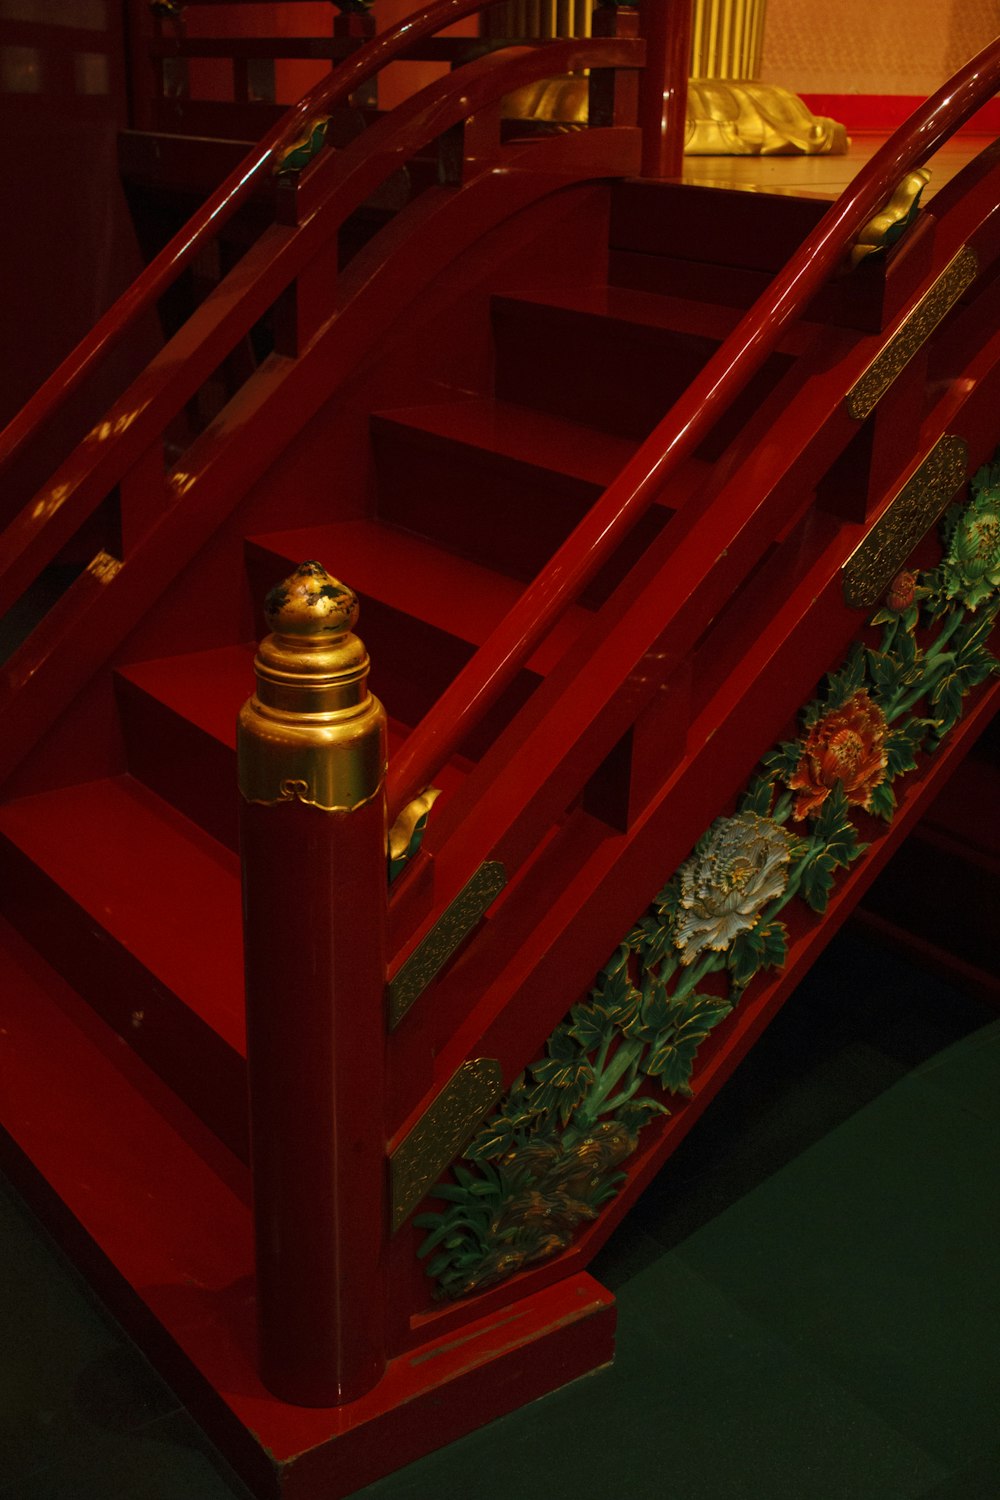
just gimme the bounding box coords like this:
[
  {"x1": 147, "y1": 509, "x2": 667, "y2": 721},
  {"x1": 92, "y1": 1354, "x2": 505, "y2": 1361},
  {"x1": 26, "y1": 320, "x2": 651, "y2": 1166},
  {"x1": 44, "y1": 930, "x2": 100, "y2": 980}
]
[{"x1": 681, "y1": 134, "x2": 991, "y2": 202}]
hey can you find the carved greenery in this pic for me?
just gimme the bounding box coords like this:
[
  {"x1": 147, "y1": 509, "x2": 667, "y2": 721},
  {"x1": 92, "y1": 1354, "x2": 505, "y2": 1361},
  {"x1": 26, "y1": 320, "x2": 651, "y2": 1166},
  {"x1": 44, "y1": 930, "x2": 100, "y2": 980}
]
[{"x1": 415, "y1": 466, "x2": 1000, "y2": 1300}]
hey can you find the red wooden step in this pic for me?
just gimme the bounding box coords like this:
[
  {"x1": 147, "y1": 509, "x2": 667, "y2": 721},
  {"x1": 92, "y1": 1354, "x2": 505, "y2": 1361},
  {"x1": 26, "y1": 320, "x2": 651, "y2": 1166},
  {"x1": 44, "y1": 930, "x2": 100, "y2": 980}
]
[
  {"x1": 607, "y1": 180, "x2": 936, "y2": 333},
  {"x1": 610, "y1": 180, "x2": 831, "y2": 272},
  {"x1": 491, "y1": 285, "x2": 803, "y2": 447},
  {"x1": 246, "y1": 518, "x2": 590, "y2": 757},
  {"x1": 116, "y1": 640, "x2": 469, "y2": 852},
  {"x1": 370, "y1": 395, "x2": 701, "y2": 600},
  {"x1": 0, "y1": 913, "x2": 616, "y2": 1499},
  {"x1": 0, "y1": 775, "x2": 248, "y2": 1158}
]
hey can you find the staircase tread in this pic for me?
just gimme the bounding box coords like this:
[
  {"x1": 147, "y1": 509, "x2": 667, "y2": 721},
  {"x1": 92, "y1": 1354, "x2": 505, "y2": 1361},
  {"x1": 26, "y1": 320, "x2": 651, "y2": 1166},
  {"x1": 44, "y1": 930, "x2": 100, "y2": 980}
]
[
  {"x1": 372, "y1": 396, "x2": 638, "y2": 488},
  {"x1": 0, "y1": 910, "x2": 253, "y2": 1282},
  {"x1": 249, "y1": 517, "x2": 589, "y2": 676},
  {"x1": 0, "y1": 775, "x2": 245, "y2": 1053},
  {"x1": 118, "y1": 641, "x2": 257, "y2": 750},
  {"x1": 494, "y1": 283, "x2": 820, "y2": 353}
]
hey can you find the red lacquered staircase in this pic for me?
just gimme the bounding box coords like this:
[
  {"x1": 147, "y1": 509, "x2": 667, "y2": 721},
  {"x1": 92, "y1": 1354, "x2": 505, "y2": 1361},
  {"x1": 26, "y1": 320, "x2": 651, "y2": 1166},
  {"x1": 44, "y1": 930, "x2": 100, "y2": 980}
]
[{"x1": 1, "y1": 5, "x2": 1000, "y2": 1495}]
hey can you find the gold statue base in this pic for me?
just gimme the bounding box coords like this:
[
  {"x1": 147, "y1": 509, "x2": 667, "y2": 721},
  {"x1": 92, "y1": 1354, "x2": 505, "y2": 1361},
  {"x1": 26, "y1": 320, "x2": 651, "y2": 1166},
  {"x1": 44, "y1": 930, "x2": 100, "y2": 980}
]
[
  {"x1": 502, "y1": 77, "x2": 848, "y2": 157},
  {"x1": 686, "y1": 80, "x2": 847, "y2": 156}
]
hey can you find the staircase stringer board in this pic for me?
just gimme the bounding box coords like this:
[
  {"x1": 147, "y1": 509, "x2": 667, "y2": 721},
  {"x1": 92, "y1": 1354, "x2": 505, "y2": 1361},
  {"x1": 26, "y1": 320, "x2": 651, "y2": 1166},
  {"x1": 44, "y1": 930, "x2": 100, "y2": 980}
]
[
  {"x1": 384, "y1": 358, "x2": 1000, "y2": 1337},
  {"x1": 397, "y1": 673, "x2": 1000, "y2": 1343},
  {"x1": 386, "y1": 520, "x2": 1000, "y2": 1343},
  {"x1": 391, "y1": 312, "x2": 1000, "y2": 1109}
]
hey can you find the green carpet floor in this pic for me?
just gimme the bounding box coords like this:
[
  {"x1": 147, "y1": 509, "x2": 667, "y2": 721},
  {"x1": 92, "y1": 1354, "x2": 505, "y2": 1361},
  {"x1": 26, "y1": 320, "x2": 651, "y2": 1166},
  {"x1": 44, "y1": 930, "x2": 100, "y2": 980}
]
[{"x1": 2, "y1": 928, "x2": 997, "y2": 1499}]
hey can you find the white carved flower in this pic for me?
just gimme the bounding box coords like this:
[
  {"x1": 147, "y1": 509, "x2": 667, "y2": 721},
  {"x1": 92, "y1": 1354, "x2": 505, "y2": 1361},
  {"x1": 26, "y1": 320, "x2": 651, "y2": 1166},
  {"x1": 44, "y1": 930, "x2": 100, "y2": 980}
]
[{"x1": 675, "y1": 812, "x2": 794, "y2": 965}]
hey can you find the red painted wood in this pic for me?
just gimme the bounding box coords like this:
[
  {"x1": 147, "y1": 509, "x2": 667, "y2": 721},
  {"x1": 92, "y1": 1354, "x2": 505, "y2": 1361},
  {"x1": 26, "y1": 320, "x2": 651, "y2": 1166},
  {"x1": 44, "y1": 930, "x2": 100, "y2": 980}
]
[
  {"x1": 0, "y1": 775, "x2": 248, "y2": 1157},
  {"x1": 369, "y1": 396, "x2": 677, "y2": 593},
  {"x1": 491, "y1": 286, "x2": 802, "y2": 444},
  {"x1": 802, "y1": 97, "x2": 1000, "y2": 136},
  {"x1": 387, "y1": 625, "x2": 1000, "y2": 1345},
  {"x1": 0, "y1": 141, "x2": 631, "y2": 792},
  {"x1": 386, "y1": 41, "x2": 1000, "y2": 823},
  {"x1": 0, "y1": 1, "x2": 640, "y2": 484},
  {"x1": 638, "y1": 0, "x2": 691, "y2": 179},
  {"x1": 384, "y1": 307, "x2": 1000, "y2": 1156},
  {"x1": 0, "y1": 912, "x2": 615, "y2": 1495},
  {"x1": 242, "y1": 794, "x2": 388, "y2": 1406}
]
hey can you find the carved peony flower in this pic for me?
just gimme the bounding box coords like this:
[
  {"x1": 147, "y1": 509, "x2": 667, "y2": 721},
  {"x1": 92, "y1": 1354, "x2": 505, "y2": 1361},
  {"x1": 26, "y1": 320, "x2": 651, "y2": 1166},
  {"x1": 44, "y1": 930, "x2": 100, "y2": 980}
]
[
  {"x1": 941, "y1": 482, "x2": 1000, "y2": 611},
  {"x1": 886, "y1": 569, "x2": 918, "y2": 612},
  {"x1": 675, "y1": 812, "x2": 795, "y2": 965},
  {"x1": 788, "y1": 690, "x2": 888, "y2": 821}
]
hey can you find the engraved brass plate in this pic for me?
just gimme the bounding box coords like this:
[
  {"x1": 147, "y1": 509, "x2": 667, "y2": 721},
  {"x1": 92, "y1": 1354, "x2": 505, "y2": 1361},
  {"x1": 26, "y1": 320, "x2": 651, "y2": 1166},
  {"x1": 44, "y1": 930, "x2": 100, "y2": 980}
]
[
  {"x1": 390, "y1": 1058, "x2": 502, "y2": 1232},
  {"x1": 388, "y1": 861, "x2": 507, "y2": 1029},
  {"x1": 843, "y1": 435, "x2": 967, "y2": 608},
  {"x1": 846, "y1": 245, "x2": 978, "y2": 422}
]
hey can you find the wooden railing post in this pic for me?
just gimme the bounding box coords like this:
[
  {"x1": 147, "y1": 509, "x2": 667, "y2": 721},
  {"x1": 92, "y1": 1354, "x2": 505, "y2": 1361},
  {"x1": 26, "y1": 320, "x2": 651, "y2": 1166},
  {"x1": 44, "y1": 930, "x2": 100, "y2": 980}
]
[
  {"x1": 636, "y1": 0, "x2": 692, "y2": 178},
  {"x1": 238, "y1": 562, "x2": 388, "y2": 1407}
]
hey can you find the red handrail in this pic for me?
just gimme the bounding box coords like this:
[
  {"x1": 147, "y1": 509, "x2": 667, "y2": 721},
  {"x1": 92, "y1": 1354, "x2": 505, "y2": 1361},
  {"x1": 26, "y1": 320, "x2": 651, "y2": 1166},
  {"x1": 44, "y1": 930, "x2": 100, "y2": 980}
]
[
  {"x1": 0, "y1": 0, "x2": 610, "y2": 480},
  {"x1": 386, "y1": 36, "x2": 1000, "y2": 824}
]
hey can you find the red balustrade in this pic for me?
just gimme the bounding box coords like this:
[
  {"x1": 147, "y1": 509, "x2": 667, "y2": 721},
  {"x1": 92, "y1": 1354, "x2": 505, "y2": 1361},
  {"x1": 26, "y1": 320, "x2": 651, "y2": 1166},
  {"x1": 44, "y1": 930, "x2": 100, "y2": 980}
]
[{"x1": 386, "y1": 32, "x2": 1000, "y2": 825}]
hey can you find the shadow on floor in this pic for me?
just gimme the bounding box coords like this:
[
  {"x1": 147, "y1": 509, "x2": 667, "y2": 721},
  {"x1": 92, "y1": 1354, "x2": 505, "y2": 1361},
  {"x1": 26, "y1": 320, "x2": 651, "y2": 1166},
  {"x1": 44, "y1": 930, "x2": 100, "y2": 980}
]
[{"x1": 2, "y1": 927, "x2": 997, "y2": 1500}]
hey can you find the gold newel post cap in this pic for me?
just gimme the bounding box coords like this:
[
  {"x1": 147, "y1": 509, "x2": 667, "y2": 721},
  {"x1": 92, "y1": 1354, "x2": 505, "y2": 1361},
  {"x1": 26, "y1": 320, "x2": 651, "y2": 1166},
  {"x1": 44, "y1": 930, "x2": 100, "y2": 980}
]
[
  {"x1": 264, "y1": 560, "x2": 359, "y2": 640},
  {"x1": 238, "y1": 562, "x2": 387, "y2": 813}
]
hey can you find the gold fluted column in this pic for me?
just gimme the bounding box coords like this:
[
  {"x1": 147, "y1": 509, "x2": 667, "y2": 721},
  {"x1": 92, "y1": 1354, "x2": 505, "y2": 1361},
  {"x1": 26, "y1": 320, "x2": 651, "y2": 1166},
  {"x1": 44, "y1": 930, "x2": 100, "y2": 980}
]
[{"x1": 686, "y1": 0, "x2": 847, "y2": 155}]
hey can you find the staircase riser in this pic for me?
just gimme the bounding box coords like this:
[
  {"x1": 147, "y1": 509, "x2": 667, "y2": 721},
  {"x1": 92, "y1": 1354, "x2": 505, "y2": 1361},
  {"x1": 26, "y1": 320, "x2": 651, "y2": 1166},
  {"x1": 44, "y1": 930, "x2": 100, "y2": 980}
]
[
  {"x1": 492, "y1": 300, "x2": 795, "y2": 449},
  {"x1": 610, "y1": 181, "x2": 831, "y2": 273},
  {"x1": 116, "y1": 676, "x2": 241, "y2": 852},
  {"x1": 0, "y1": 839, "x2": 249, "y2": 1160},
  {"x1": 372, "y1": 427, "x2": 671, "y2": 605}
]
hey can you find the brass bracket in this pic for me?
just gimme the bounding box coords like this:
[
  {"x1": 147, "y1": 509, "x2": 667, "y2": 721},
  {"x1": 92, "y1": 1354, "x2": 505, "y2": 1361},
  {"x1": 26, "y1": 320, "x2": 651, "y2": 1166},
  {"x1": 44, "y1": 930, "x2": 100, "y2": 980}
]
[
  {"x1": 842, "y1": 435, "x2": 968, "y2": 609},
  {"x1": 388, "y1": 860, "x2": 507, "y2": 1029},
  {"x1": 389, "y1": 1058, "x2": 502, "y2": 1232},
  {"x1": 845, "y1": 245, "x2": 978, "y2": 422}
]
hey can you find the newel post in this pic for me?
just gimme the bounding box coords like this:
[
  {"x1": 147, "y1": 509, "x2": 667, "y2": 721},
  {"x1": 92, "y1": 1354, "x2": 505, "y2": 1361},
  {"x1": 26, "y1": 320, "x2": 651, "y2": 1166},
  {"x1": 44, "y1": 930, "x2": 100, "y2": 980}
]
[
  {"x1": 636, "y1": 0, "x2": 692, "y2": 178},
  {"x1": 238, "y1": 562, "x2": 388, "y2": 1407}
]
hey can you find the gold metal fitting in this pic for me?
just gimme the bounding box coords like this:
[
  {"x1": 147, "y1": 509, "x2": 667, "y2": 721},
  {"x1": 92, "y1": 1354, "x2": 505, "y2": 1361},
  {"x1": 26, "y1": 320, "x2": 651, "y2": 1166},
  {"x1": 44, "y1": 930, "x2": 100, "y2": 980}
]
[{"x1": 238, "y1": 562, "x2": 387, "y2": 812}]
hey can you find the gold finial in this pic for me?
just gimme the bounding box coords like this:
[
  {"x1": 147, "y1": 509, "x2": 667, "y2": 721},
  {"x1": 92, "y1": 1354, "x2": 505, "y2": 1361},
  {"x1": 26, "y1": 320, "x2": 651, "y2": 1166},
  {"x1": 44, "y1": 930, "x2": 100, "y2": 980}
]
[
  {"x1": 264, "y1": 561, "x2": 358, "y2": 639},
  {"x1": 238, "y1": 563, "x2": 387, "y2": 813}
]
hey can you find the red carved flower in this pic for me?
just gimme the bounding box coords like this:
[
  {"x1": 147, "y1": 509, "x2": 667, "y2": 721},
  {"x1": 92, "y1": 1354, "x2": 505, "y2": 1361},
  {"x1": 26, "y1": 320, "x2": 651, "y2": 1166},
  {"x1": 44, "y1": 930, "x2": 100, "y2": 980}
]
[
  {"x1": 788, "y1": 690, "x2": 888, "y2": 820},
  {"x1": 886, "y1": 569, "x2": 917, "y2": 611}
]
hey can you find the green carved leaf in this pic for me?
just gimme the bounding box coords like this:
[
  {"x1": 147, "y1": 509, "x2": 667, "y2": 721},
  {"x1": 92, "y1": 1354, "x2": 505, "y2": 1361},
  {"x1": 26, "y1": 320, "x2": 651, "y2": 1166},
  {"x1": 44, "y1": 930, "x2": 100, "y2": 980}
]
[
  {"x1": 801, "y1": 850, "x2": 837, "y2": 914},
  {"x1": 824, "y1": 643, "x2": 867, "y2": 708},
  {"x1": 545, "y1": 1027, "x2": 578, "y2": 1064},
  {"x1": 627, "y1": 913, "x2": 674, "y2": 969},
  {"x1": 740, "y1": 773, "x2": 776, "y2": 817},
  {"x1": 465, "y1": 1116, "x2": 516, "y2": 1162},
  {"x1": 645, "y1": 1033, "x2": 702, "y2": 1095},
  {"x1": 866, "y1": 646, "x2": 906, "y2": 696},
  {"x1": 640, "y1": 974, "x2": 672, "y2": 1033},
  {"x1": 813, "y1": 784, "x2": 865, "y2": 868},
  {"x1": 568, "y1": 1000, "x2": 610, "y2": 1052},
  {"x1": 931, "y1": 672, "x2": 965, "y2": 738},
  {"x1": 616, "y1": 1096, "x2": 671, "y2": 1132},
  {"x1": 727, "y1": 918, "x2": 788, "y2": 986},
  {"x1": 867, "y1": 779, "x2": 896, "y2": 822},
  {"x1": 765, "y1": 738, "x2": 804, "y2": 780},
  {"x1": 886, "y1": 719, "x2": 926, "y2": 778}
]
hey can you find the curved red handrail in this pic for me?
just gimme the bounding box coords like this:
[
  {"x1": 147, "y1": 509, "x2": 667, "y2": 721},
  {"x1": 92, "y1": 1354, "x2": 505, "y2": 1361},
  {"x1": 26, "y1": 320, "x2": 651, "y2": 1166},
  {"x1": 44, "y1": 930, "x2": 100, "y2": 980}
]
[
  {"x1": 386, "y1": 36, "x2": 1000, "y2": 823},
  {"x1": 0, "y1": 0, "x2": 545, "y2": 479}
]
